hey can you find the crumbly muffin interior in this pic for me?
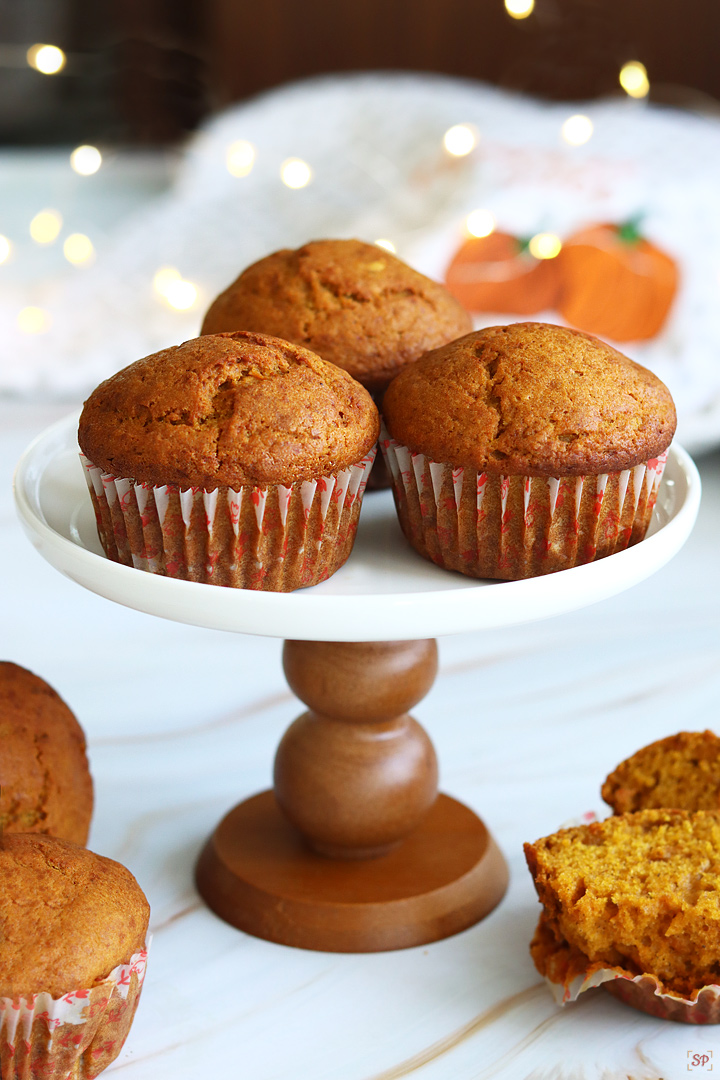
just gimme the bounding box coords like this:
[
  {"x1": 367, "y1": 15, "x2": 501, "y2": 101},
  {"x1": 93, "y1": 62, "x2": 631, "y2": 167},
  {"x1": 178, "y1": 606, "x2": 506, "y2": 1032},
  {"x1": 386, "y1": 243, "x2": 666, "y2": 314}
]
[
  {"x1": 525, "y1": 810, "x2": 720, "y2": 996},
  {"x1": 602, "y1": 731, "x2": 720, "y2": 814}
]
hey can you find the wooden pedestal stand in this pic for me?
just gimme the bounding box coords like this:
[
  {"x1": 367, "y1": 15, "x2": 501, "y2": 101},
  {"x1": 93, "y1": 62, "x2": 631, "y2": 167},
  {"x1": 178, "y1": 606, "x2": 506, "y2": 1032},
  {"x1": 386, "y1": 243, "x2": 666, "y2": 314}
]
[
  {"x1": 16, "y1": 423, "x2": 699, "y2": 953},
  {"x1": 195, "y1": 638, "x2": 509, "y2": 952}
]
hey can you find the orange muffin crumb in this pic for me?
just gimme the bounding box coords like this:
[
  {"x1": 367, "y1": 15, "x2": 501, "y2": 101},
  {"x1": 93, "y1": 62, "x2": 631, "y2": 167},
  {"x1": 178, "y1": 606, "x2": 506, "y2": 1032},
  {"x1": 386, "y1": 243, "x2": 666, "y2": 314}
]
[
  {"x1": 603, "y1": 731, "x2": 720, "y2": 815},
  {"x1": 525, "y1": 810, "x2": 720, "y2": 997}
]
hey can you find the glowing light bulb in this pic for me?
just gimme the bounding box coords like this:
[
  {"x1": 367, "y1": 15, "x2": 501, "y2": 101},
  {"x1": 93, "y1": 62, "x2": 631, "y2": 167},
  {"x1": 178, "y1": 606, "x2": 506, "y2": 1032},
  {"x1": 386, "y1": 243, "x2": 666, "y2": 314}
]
[
  {"x1": 280, "y1": 158, "x2": 312, "y2": 189},
  {"x1": 153, "y1": 266, "x2": 182, "y2": 296},
  {"x1": 164, "y1": 280, "x2": 198, "y2": 311},
  {"x1": 30, "y1": 209, "x2": 62, "y2": 244},
  {"x1": 528, "y1": 233, "x2": 562, "y2": 260},
  {"x1": 562, "y1": 114, "x2": 593, "y2": 146},
  {"x1": 620, "y1": 61, "x2": 649, "y2": 99},
  {"x1": 443, "y1": 124, "x2": 478, "y2": 157},
  {"x1": 70, "y1": 145, "x2": 102, "y2": 175},
  {"x1": 226, "y1": 140, "x2": 256, "y2": 177},
  {"x1": 374, "y1": 239, "x2": 396, "y2": 253},
  {"x1": 0, "y1": 236, "x2": 11, "y2": 264},
  {"x1": 17, "y1": 307, "x2": 52, "y2": 334},
  {"x1": 27, "y1": 44, "x2": 66, "y2": 74},
  {"x1": 505, "y1": 0, "x2": 535, "y2": 18},
  {"x1": 63, "y1": 233, "x2": 95, "y2": 265},
  {"x1": 466, "y1": 209, "x2": 495, "y2": 238}
]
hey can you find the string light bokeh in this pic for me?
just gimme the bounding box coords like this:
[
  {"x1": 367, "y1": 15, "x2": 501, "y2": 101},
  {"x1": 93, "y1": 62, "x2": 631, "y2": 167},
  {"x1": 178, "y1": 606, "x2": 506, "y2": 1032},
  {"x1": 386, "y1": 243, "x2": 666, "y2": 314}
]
[
  {"x1": 466, "y1": 210, "x2": 496, "y2": 238},
  {"x1": 29, "y1": 210, "x2": 62, "y2": 245},
  {"x1": 561, "y1": 114, "x2": 594, "y2": 146},
  {"x1": 26, "y1": 44, "x2": 66, "y2": 75},
  {"x1": 280, "y1": 158, "x2": 313, "y2": 188},
  {"x1": 226, "y1": 140, "x2": 256, "y2": 177},
  {"x1": 0, "y1": 3, "x2": 709, "y2": 343},
  {"x1": 528, "y1": 232, "x2": 562, "y2": 259},
  {"x1": 70, "y1": 146, "x2": 102, "y2": 176},
  {"x1": 620, "y1": 61, "x2": 650, "y2": 99},
  {"x1": 443, "y1": 124, "x2": 478, "y2": 157}
]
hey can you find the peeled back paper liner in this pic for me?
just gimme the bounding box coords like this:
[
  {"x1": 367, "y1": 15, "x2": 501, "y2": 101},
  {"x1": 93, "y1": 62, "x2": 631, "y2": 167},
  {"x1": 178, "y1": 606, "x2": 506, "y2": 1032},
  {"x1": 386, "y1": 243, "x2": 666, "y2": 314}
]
[
  {"x1": 0, "y1": 947, "x2": 148, "y2": 1079},
  {"x1": 80, "y1": 449, "x2": 375, "y2": 591},
  {"x1": 542, "y1": 952, "x2": 720, "y2": 1025},
  {"x1": 380, "y1": 424, "x2": 667, "y2": 580}
]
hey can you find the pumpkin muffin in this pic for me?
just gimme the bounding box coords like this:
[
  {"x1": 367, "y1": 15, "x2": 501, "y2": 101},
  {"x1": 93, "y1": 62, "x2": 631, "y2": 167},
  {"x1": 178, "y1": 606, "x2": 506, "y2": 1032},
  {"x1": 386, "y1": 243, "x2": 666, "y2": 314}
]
[
  {"x1": 0, "y1": 833, "x2": 150, "y2": 1079},
  {"x1": 200, "y1": 239, "x2": 472, "y2": 395},
  {"x1": 525, "y1": 810, "x2": 720, "y2": 1020},
  {"x1": 381, "y1": 321, "x2": 676, "y2": 579},
  {"x1": 78, "y1": 331, "x2": 379, "y2": 591},
  {"x1": 603, "y1": 731, "x2": 720, "y2": 815},
  {"x1": 0, "y1": 661, "x2": 93, "y2": 845}
]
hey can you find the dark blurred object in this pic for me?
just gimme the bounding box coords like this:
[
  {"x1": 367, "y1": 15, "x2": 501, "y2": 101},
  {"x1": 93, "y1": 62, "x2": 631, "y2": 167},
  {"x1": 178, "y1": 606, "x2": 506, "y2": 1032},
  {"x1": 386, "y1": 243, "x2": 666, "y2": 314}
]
[
  {"x1": 0, "y1": 0, "x2": 119, "y2": 143},
  {"x1": 1, "y1": 0, "x2": 719, "y2": 145},
  {"x1": 208, "y1": 0, "x2": 720, "y2": 110},
  {"x1": 0, "y1": 0, "x2": 207, "y2": 145}
]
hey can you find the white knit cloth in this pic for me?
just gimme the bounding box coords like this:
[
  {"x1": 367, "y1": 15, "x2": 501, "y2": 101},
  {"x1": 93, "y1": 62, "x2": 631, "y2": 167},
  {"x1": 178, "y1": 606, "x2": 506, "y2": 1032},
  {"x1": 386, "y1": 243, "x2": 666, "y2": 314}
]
[{"x1": 2, "y1": 72, "x2": 720, "y2": 451}]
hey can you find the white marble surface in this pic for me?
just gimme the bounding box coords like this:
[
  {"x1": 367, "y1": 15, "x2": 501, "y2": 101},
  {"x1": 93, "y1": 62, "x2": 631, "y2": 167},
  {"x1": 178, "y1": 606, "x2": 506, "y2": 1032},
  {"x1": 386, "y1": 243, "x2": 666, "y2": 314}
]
[{"x1": 2, "y1": 398, "x2": 719, "y2": 1080}]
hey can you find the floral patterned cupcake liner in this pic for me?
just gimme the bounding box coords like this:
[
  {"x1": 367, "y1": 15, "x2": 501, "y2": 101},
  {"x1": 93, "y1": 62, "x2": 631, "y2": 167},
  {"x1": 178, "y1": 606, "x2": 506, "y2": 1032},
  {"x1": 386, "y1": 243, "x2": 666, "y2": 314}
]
[
  {"x1": 0, "y1": 947, "x2": 148, "y2": 1079},
  {"x1": 380, "y1": 423, "x2": 667, "y2": 580},
  {"x1": 80, "y1": 450, "x2": 376, "y2": 592}
]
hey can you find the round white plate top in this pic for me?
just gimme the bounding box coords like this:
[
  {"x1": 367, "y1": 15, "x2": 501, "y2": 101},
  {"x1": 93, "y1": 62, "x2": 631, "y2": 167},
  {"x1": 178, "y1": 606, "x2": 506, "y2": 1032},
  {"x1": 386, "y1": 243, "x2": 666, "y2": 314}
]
[{"x1": 14, "y1": 414, "x2": 700, "y2": 641}]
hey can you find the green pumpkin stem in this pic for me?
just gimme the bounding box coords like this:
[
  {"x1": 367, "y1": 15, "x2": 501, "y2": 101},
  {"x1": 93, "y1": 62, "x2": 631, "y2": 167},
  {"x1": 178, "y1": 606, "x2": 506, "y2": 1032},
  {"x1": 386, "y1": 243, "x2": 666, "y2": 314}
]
[{"x1": 617, "y1": 214, "x2": 645, "y2": 245}]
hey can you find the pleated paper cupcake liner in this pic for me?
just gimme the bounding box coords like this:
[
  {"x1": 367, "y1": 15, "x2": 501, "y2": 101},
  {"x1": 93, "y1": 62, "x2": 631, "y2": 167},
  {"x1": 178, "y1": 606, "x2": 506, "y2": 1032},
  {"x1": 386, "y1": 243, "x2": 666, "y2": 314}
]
[
  {"x1": 533, "y1": 921, "x2": 720, "y2": 1024},
  {"x1": 80, "y1": 449, "x2": 376, "y2": 592},
  {"x1": 0, "y1": 947, "x2": 147, "y2": 1079},
  {"x1": 380, "y1": 423, "x2": 667, "y2": 580}
]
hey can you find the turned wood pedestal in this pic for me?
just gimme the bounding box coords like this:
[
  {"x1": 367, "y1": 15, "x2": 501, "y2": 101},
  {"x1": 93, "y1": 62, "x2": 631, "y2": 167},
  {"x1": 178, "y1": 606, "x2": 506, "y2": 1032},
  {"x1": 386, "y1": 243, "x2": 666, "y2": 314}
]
[
  {"x1": 195, "y1": 639, "x2": 509, "y2": 952},
  {"x1": 19, "y1": 424, "x2": 698, "y2": 953}
]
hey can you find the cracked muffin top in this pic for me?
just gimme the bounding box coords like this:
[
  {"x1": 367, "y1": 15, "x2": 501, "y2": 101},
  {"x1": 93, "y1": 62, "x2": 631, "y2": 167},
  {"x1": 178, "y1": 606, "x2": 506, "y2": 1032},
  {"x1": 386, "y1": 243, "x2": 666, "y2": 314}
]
[
  {"x1": 0, "y1": 833, "x2": 149, "y2": 998},
  {"x1": 382, "y1": 322, "x2": 676, "y2": 475},
  {"x1": 0, "y1": 662, "x2": 93, "y2": 846},
  {"x1": 200, "y1": 239, "x2": 472, "y2": 393},
  {"x1": 78, "y1": 331, "x2": 380, "y2": 488},
  {"x1": 602, "y1": 731, "x2": 720, "y2": 815}
]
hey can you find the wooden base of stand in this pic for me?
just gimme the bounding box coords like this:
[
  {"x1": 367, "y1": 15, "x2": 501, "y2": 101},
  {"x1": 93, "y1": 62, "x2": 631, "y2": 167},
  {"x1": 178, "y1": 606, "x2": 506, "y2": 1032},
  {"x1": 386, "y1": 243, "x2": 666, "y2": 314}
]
[{"x1": 195, "y1": 789, "x2": 508, "y2": 952}]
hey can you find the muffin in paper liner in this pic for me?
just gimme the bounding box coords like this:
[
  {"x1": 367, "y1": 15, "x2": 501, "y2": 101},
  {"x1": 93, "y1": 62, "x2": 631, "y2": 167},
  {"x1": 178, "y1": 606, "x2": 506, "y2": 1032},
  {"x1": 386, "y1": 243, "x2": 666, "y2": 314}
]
[
  {"x1": 532, "y1": 919, "x2": 720, "y2": 1024},
  {"x1": 0, "y1": 947, "x2": 147, "y2": 1080},
  {"x1": 80, "y1": 449, "x2": 375, "y2": 592},
  {"x1": 380, "y1": 423, "x2": 668, "y2": 580}
]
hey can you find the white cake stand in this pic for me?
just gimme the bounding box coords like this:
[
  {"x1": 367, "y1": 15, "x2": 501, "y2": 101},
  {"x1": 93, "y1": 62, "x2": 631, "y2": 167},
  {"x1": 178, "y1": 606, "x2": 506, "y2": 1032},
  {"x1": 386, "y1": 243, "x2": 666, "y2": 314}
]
[{"x1": 14, "y1": 414, "x2": 701, "y2": 952}]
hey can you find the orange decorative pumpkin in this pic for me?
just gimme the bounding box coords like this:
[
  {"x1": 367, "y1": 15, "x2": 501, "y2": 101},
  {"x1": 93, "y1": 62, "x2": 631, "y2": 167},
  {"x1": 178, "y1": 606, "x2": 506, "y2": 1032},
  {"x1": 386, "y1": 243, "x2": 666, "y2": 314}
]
[
  {"x1": 554, "y1": 220, "x2": 679, "y2": 341},
  {"x1": 444, "y1": 231, "x2": 561, "y2": 315}
]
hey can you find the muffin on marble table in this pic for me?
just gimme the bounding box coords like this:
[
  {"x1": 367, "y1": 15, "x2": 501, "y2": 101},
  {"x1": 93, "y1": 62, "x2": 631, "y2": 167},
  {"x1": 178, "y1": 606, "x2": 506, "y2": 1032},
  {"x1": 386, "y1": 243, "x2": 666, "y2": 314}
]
[
  {"x1": 525, "y1": 809, "x2": 720, "y2": 1022},
  {"x1": 0, "y1": 661, "x2": 93, "y2": 845},
  {"x1": 200, "y1": 239, "x2": 472, "y2": 487},
  {"x1": 0, "y1": 832, "x2": 150, "y2": 1079},
  {"x1": 381, "y1": 321, "x2": 676, "y2": 580},
  {"x1": 78, "y1": 331, "x2": 379, "y2": 591}
]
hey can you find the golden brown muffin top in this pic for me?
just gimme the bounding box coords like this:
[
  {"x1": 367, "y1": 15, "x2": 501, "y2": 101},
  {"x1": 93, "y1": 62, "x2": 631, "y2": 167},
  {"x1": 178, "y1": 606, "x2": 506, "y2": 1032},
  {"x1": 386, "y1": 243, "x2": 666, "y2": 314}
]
[
  {"x1": 200, "y1": 239, "x2": 472, "y2": 393},
  {"x1": 525, "y1": 809, "x2": 720, "y2": 996},
  {"x1": 0, "y1": 833, "x2": 149, "y2": 998},
  {"x1": 383, "y1": 322, "x2": 676, "y2": 475},
  {"x1": 0, "y1": 662, "x2": 93, "y2": 846},
  {"x1": 79, "y1": 331, "x2": 379, "y2": 488},
  {"x1": 603, "y1": 731, "x2": 720, "y2": 815}
]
